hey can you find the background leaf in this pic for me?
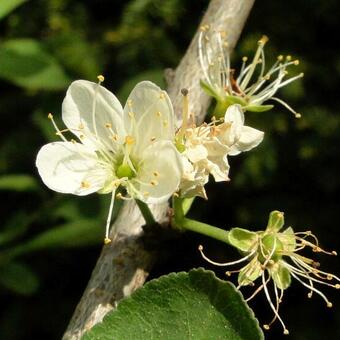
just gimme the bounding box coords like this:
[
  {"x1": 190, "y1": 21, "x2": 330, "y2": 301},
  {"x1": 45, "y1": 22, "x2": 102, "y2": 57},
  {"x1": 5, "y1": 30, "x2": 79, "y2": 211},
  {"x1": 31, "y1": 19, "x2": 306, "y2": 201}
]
[
  {"x1": 83, "y1": 269, "x2": 264, "y2": 340},
  {"x1": 0, "y1": 0, "x2": 27, "y2": 21},
  {"x1": 0, "y1": 39, "x2": 70, "y2": 90},
  {"x1": 0, "y1": 174, "x2": 39, "y2": 192}
]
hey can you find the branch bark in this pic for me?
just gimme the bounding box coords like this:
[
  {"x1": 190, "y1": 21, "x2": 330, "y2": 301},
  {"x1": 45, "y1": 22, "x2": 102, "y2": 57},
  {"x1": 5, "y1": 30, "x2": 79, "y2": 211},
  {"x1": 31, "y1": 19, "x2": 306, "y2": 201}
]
[{"x1": 62, "y1": 1, "x2": 255, "y2": 339}]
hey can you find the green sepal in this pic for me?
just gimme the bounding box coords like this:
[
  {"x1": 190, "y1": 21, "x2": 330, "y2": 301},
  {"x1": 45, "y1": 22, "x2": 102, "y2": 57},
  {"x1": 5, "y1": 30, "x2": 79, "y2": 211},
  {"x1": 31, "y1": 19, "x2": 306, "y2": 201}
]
[
  {"x1": 225, "y1": 95, "x2": 248, "y2": 106},
  {"x1": 243, "y1": 104, "x2": 274, "y2": 112},
  {"x1": 238, "y1": 257, "x2": 262, "y2": 286},
  {"x1": 270, "y1": 263, "x2": 291, "y2": 290},
  {"x1": 279, "y1": 227, "x2": 296, "y2": 253},
  {"x1": 266, "y1": 210, "x2": 285, "y2": 232},
  {"x1": 228, "y1": 227, "x2": 258, "y2": 252},
  {"x1": 200, "y1": 79, "x2": 221, "y2": 100}
]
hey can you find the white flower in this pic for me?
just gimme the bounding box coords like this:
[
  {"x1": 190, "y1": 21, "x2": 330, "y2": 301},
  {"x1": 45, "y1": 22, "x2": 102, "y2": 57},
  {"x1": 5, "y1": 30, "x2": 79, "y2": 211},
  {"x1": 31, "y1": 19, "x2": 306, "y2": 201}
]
[
  {"x1": 198, "y1": 25, "x2": 303, "y2": 117},
  {"x1": 179, "y1": 104, "x2": 263, "y2": 198},
  {"x1": 36, "y1": 78, "x2": 183, "y2": 242}
]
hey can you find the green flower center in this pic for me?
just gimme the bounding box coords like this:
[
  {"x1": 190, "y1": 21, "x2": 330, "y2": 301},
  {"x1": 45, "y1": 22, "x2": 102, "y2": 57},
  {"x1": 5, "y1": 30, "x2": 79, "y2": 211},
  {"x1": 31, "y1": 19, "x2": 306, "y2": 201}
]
[
  {"x1": 258, "y1": 234, "x2": 283, "y2": 264},
  {"x1": 116, "y1": 163, "x2": 135, "y2": 179}
]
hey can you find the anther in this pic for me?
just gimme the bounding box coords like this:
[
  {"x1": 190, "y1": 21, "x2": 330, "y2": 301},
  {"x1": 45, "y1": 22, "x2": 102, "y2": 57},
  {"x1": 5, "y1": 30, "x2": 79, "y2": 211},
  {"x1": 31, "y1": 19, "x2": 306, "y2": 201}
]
[
  {"x1": 128, "y1": 111, "x2": 134, "y2": 118},
  {"x1": 242, "y1": 56, "x2": 248, "y2": 62},
  {"x1": 173, "y1": 192, "x2": 179, "y2": 198},
  {"x1": 156, "y1": 111, "x2": 162, "y2": 117},
  {"x1": 71, "y1": 139, "x2": 77, "y2": 144},
  {"x1": 198, "y1": 245, "x2": 203, "y2": 251},
  {"x1": 159, "y1": 92, "x2": 165, "y2": 99},
  {"x1": 150, "y1": 136, "x2": 156, "y2": 142},
  {"x1": 153, "y1": 171, "x2": 159, "y2": 177},
  {"x1": 277, "y1": 55, "x2": 284, "y2": 61},
  {"x1": 327, "y1": 302, "x2": 333, "y2": 308},
  {"x1": 294, "y1": 60, "x2": 300, "y2": 65},
  {"x1": 79, "y1": 123, "x2": 84, "y2": 129},
  {"x1": 150, "y1": 180, "x2": 158, "y2": 186},
  {"x1": 97, "y1": 75, "x2": 105, "y2": 82},
  {"x1": 104, "y1": 237, "x2": 111, "y2": 245},
  {"x1": 332, "y1": 251, "x2": 337, "y2": 256},
  {"x1": 127, "y1": 99, "x2": 133, "y2": 107},
  {"x1": 307, "y1": 292, "x2": 313, "y2": 298},
  {"x1": 79, "y1": 134, "x2": 85, "y2": 139},
  {"x1": 81, "y1": 181, "x2": 91, "y2": 188},
  {"x1": 116, "y1": 193, "x2": 123, "y2": 199},
  {"x1": 263, "y1": 325, "x2": 270, "y2": 330},
  {"x1": 181, "y1": 88, "x2": 189, "y2": 96},
  {"x1": 105, "y1": 123, "x2": 112, "y2": 128},
  {"x1": 125, "y1": 135, "x2": 135, "y2": 145},
  {"x1": 143, "y1": 191, "x2": 150, "y2": 197},
  {"x1": 286, "y1": 55, "x2": 292, "y2": 61},
  {"x1": 258, "y1": 35, "x2": 269, "y2": 45},
  {"x1": 163, "y1": 120, "x2": 168, "y2": 127},
  {"x1": 283, "y1": 329, "x2": 289, "y2": 335},
  {"x1": 48, "y1": 113, "x2": 53, "y2": 119},
  {"x1": 226, "y1": 271, "x2": 231, "y2": 277},
  {"x1": 335, "y1": 284, "x2": 340, "y2": 289},
  {"x1": 295, "y1": 113, "x2": 302, "y2": 119},
  {"x1": 327, "y1": 274, "x2": 333, "y2": 280}
]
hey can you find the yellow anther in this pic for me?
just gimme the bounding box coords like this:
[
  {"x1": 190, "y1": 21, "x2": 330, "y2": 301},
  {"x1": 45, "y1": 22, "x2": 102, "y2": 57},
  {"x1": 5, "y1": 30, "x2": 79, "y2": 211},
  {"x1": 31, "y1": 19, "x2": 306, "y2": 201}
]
[
  {"x1": 300, "y1": 72, "x2": 305, "y2": 77},
  {"x1": 332, "y1": 250, "x2": 337, "y2": 256},
  {"x1": 286, "y1": 55, "x2": 292, "y2": 61},
  {"x1": 307, "y1": 292, "x2": 313, "y2": 298},
  {"x1": 79, "y1": 134, "x2": 85, "y2": 139},
  {"x1": 71, "y1": 139, "x2": 77, "y2": 144},
  {"x1": 150, "y1": 180, "x2": 158, "y2": 186},
  {"x1": 127, "y1": 99, "x2": 133, "y2": 107},
  {"x1": 242, "y1": 56, "x2": 248, "y2": 62},
  {"x1": 198, "y1": 245, "x2": 203, "y2": 251},
  {"x1": 327, "y1": 274, "x2": 333, "y2": 280},
  {"x1": 125, "y1": 135, "x2": 135, "y2": 145},
  {"x1": 105, "y1": 123, "x2": 112, "y2": 128},
  {"x1": 112, "y1": 134, "x2": 118, "y2": 141},
  {"x1": 156, "y1": 111, "x2": 162, "y2": 117},
  {"x1": 150, "y1": 136, "x2": 156, "y2": 142},
  {"x1": 163, "y1": 120, "x2": 168, "y2": 127},
  {"x1": 277, "y1": 55, "x2": 284, "y2": 61},
  {"x1": 128, "y1": 111, "x2": 134, "y2": 118},
  {"x1": 116, "y1": 192, "x2": 123, "y2": 199},
  {"x1": 335, "y1": 284, "x2": 340, "y2": 289},
  {"x1": 263, "y1": 325, "x2": 270, "y2": 330},
  {"x1": 258, "y1": 35, "x2": 269, "y2": 45},
  {"x1": 223, "y1": 41, "x2": 228, "y2": 48},
  {"x1": 294, "y1": 59, "x2": 300, "y2": 65},
  {"x1": 173, "y1": 192, "x2": 179, "y2": 198},
  {"x1": 159, "y1": 92, "x2": 165, "y2": 99},
  {"x1": 79, "y1": 123, "x2": 84, "y2": 129},
  {"x1": 327, "y1": 302, "x2": 333, "y2": 308},
  {"x1": 295, "y1": 113, "x2": 302, "y2": 119},
  {"x1": 153, "y1": 171, "x2": 159, "y2": 177},
  {"x1": 143, "y1": 191, "x2": 150, "y2": 197},
  {"x1": 48, "y1": 113, "x2": 53, "y2": 119},
  {"x1": 104, "y1": 237, "x2": 111, "y2": 245},
  {"x1": 81, "y1": 181, "x2": 91, "y2": 188},
  {"x1": 219, "y1": 30, "x2": 227, "y2": 38},
  {"x1": 283, "y1": 329, "x2": 289, "y2": 335},
  {"x1": 97, "y1": 75, "x2": 105, "y2": 82}
]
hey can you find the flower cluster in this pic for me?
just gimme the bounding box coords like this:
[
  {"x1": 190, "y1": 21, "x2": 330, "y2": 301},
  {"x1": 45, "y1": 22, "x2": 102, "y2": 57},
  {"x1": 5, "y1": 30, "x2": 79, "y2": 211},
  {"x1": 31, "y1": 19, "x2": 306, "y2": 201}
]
[
  {"x1": 199, "y1": 211, "x2": 339, "y2": 334},
  {"x1": 198, "y1": 25, "x2": 303, "y2": 117}
]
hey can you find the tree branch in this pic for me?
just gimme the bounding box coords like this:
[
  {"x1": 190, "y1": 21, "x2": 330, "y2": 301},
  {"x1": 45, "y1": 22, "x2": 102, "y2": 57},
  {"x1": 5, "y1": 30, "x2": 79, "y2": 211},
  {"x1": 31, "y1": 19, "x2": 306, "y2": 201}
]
[{"x1": 62, "y1": 1, "x2": 255, "y2": 339}]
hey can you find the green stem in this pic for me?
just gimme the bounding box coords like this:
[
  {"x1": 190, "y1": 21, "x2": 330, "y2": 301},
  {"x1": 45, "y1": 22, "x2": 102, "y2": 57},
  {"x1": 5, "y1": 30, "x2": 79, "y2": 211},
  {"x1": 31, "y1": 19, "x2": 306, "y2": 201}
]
[
  {"x1": 173, "y1": 196, "x2": 230, "y2": 245},
  {"x1": 136, "y1": 199, "x2": 156, "y2": 225}
]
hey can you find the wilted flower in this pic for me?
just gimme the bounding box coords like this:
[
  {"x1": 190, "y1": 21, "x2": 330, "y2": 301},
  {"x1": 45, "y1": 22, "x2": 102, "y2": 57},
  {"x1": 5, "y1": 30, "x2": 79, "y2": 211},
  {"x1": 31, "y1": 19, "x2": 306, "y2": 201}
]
[
  {"x1": 178, "y1": 104, "x2": 263, "y2": 198},
  {"x1": 36, "y1": 77, "x2": 183, "y2": 243},
  {"x1": 198, "y1": 25, "x2": 303, "y2": 117},
  {"x1": 199, "y1": 210, "x2": 339, "y2": 334}
]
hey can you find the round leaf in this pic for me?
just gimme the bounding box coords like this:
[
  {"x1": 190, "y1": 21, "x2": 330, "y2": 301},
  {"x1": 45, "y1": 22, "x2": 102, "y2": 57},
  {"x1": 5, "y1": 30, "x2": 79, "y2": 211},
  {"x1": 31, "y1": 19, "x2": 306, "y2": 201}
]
[{"x1": 83, "y1": 269, "x2": 264, "y2": 340}]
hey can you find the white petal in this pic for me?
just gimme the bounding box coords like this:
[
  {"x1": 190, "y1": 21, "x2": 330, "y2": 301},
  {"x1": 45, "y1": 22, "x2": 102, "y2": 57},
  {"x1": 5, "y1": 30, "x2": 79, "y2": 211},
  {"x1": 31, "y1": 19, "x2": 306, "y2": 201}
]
[
  {"x1": 186, "y1": 144, "x2": 208, "y2": 163},
  {"x1": 221, "y1": 104, "x2": 245, "y2": 145},
  {"x1": 229, "y1": 126, "x2": 264, "y2": 156},
  {"x1": 62, "y1": 80, "x2": 125, "y2": 151},
  {"x1": 124, "y1": 81, "x2": 175, "y2": 153},
  {"x1": 132, "y1": 140, "x2": 182, "y2": 204},
  {"x1": 36, "y1": 141, "x2": 109, "y2": 196}
]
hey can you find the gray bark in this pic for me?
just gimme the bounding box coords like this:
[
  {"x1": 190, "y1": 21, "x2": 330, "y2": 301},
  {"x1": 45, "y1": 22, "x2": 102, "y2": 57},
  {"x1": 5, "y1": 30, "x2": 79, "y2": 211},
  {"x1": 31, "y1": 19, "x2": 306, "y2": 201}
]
[{"x1": 62, "y1": 1, "x2": 255, "y2": 339}]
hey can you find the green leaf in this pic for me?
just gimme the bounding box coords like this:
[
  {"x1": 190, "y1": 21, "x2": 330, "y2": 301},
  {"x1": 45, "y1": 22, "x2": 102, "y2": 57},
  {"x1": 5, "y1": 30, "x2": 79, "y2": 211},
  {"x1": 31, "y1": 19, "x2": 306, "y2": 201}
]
[
  {"x1": 0, "y1": 39, "x2": 71, "y2": 90},
  {"x1": 266, "y1": 210, "x2": 285, "y2": 232},
  {"x1": 243, "y1": 104, "x2": 274, "y2": 112},
  {"x1": 270, "y1": 264, "x2": 291, "y2": 290},
  {"x1": 0, "y1": 174, "x2": 39, "y2": 192},
  {"x1": 228, "y1": 227, "x2": 258, "y2": 252},
  {"x1": 0, "y1": 0, "x2": 27, "y2": 21},
  {"x1": 2, "y1": 219, "x2": 103, "y2": 260},
  {"x1": 0, "y1": 262, "x2": 39, "y2": 295},
  {"x1": 83, "y1": 269, "x2": 264, "y2": 340}
]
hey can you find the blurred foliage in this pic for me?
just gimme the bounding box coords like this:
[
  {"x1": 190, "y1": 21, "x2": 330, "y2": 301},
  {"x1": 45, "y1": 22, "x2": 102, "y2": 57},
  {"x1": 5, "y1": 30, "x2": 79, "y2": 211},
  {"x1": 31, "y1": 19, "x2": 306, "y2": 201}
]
[{"x1": 0, "y1": 0, "x2": 339, "y2": 339}]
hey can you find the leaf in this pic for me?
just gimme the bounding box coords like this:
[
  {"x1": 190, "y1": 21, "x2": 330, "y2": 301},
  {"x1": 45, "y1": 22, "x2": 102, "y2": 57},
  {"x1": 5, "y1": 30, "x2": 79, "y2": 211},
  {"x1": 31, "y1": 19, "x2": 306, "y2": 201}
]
[
  {"x1": 0, "y1": 0, "x2": 27, "y2": 21},
  {"x1": 0, "y1": 174, "x2": 39, "y2": 192},
  {"x1": 228, "y1": 227, "x2": 258, "y2": 252},
  {"x1": 2, "y1": 219, "x2": 103, "y2": 260},
  {"x1": 83, "y1": 269, "x2": 264, "y2": 340},
  {"x1": 243, "y1": 104, "x2": 274, "y2": 112},
  {"x1": 266, "y1": 210, "x2": 285, "y2": 232},
  {"x1": 0, "y1": 39, "x2": 70, "y2": 90},
  {"x1": 0, "y1": 262, "x2": 39, "y2": 295}
]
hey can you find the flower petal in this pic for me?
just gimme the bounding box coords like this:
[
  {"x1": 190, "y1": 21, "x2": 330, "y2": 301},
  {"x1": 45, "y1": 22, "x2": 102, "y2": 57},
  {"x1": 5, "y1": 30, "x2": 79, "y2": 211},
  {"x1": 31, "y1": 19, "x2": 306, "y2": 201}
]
[
  {"x1": 36, "y1": 141, "x2": 109, "y2": 195},
  {"x1": 62, "y1": 80, "x2": 125, "y2": 151},
  {"x1": 132, "y1": 140, "x2": 182, "y2": 204},
  {"x1": 229, "y1": 125, "x2": 264, "y2": 156},
  {"x1": 124, "y1": 81, "x2": 175, "y2": 153}
]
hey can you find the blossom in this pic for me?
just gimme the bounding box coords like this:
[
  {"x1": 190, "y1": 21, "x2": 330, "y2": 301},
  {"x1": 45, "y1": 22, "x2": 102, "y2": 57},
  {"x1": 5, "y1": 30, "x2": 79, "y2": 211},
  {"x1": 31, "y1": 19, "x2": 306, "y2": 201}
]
[
  {"x1": 179, "y1": 104, "x2": 263, "y2": 198},
  {"x1": 36, "y1": 78, "x2": 183, "y2": 242},
  {"x1": 199, "y1": 210, "x2": 339, "y2": 334},
  {"x1": 198, "y1": 25, "x2": 303, "y2": 117}
]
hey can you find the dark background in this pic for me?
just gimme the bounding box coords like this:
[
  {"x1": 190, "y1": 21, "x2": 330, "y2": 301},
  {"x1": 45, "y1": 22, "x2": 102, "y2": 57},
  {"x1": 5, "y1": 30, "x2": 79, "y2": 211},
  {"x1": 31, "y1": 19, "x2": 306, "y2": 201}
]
[{"x1": 0, "y1": 0, "x2": 339, "y2": 339}]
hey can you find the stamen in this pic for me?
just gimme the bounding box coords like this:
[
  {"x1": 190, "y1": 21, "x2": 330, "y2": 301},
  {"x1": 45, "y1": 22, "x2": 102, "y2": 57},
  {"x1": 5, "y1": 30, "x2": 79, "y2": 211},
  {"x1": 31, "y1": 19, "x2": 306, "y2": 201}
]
[
  {"x1": 47, "y1": 113, "x2": 68, "y2": 142},
  {"x1": 97, "y1": 75, "x2": 105, "y2": 83},
  {"x1": 81, "y1": 181, "x2": 91, "y2": 188},
  {"x1": 198, "y1": 245, "x2": 256, "y2": 266},
  {"x1": 104, "y1": 190, "x2": 116, "y2": 243}
]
